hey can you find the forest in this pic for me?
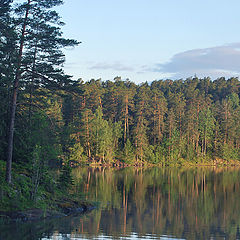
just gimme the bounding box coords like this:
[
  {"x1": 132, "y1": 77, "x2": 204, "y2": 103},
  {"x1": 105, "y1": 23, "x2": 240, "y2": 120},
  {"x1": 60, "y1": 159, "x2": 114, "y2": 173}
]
[
  {"x1": 0, "y1": 0, "x2": 240, "y2": 211},
  {"x1": 2, "y1": 75, "x2": 240, "y2": 167}
]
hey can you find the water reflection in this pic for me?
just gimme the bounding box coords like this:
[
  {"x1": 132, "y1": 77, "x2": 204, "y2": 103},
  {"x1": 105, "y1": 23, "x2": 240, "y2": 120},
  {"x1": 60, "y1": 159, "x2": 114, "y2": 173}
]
[
  {"x1": 1, "y1": 167, "x2": 240, "y2": 240},
  {"x1": 72, "y1": 167, "x2": 240, "y2": 240}
]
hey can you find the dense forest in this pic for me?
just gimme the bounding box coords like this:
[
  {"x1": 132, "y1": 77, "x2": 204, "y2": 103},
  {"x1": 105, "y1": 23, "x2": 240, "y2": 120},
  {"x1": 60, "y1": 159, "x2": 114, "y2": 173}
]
[
  {"x1": 1, "y1": 58, "x2": 240, "y2": 168},
  {"x1": 2, "y1": 74, "x2": 239, "y2": 166},
  {"x1": 0, "y1": 0, "x2": 240, "y2": 210}
]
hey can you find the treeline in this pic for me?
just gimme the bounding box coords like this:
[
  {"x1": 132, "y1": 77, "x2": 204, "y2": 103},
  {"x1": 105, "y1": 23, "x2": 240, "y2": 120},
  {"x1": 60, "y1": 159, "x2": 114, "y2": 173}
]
[
  {"x1": 1, "y1": 75, "x2": 240, "y2": 167},
  {"x1": 46, "y1": 76, "x2": 240, "y2": 164}
]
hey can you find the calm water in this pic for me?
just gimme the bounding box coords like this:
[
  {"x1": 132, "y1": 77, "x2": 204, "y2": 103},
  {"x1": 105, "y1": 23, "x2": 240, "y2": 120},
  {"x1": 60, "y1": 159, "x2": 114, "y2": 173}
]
[{"x1": 1, "y1": 167, "x2": 240, "y2": 240}]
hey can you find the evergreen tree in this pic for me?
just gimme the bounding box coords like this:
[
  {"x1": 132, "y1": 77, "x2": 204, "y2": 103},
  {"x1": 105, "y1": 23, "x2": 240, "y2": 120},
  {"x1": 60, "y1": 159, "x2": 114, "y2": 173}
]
[
  {"x1": 5, "y1": 0, "x2": 79, "y2": 183},
  {"x1": 122, "y1": 139, "x2": 135, "y2": 163},
  {"x1": 90, "y1": 107, "x2": 114, "y2": 162},
  {"x1": 199, "y1": 107, "x2": 215, "y2": 157},
  {"x1": 150, "y1": 88, "x2": 167, "y2": 145}
]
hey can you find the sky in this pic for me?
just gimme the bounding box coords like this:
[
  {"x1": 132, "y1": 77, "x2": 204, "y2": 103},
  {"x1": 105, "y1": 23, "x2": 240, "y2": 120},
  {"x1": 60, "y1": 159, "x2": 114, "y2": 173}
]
[{"x1": 57, "y1": 0, "x2": 240, "y2": 84}]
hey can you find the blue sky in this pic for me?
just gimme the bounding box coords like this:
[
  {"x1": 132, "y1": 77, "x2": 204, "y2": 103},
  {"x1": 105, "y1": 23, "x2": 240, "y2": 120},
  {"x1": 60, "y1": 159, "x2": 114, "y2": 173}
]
[{"x1": 57, "y1": 0, "x2": 240, "y2": 83}]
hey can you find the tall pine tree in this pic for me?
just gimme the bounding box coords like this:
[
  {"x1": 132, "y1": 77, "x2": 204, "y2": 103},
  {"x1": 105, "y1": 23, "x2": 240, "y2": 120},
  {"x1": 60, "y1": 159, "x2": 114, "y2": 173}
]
[{"x1": 5, "y1": 0, "x2": 79, "y2": 183}]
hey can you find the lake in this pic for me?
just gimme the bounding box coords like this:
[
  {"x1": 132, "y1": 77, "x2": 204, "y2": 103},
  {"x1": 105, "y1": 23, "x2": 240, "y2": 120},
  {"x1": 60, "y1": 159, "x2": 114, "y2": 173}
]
[{"x1": 1, "y1": 166, "x2": 240, "y2": 240}]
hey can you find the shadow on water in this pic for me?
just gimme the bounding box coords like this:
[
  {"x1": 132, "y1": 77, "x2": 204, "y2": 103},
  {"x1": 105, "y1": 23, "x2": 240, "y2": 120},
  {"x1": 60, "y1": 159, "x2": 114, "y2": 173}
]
[{"x1": 2, "y1": 166, "x2": 240, "y2": 239}]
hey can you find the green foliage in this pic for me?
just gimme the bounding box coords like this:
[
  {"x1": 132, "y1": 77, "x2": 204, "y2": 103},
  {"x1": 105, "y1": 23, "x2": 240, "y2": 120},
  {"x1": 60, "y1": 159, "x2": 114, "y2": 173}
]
[
  {"x1": 0, "y1": 0, "x2": 238, "y2": 195},
  {"x1": 0, "y1": 157, "x2": 75, "y2": 211},
  {"x1": 2, "y1": 76, "x2": 240, "y2": 174},
  {"x1": 58, "y1": 166, "x2": 74, "y2": 190},
  {"x1": 199, "y1": 107, "x2": 215, "y2": 156},
  {"x1": 144, "y1": 145, "x2": 158, "y2": 163},
  {"x1": 0, "y1": 160, "x2": 33, "y2": 210},
  {"x1": 222, "y1": 144, "x2": 240, "y2": 161},
  {"x1": 1, "y1": 5, "x2": 240, "y2": 204},
  {"x1": 68, "y1": 142, "x2": 87, "y2": 163},
  {"x1": 228, "y1": 92, "x2": 239, "y2": 109},
  {"x1": 122, "y1": 139, "x2": 135, "y2": 163},
  {"x1": 90, "y1": 107, "x2": 114, "y2": 162},
  {"x1": 112, "y1": 121, "x2": 122, "y2": 149}
]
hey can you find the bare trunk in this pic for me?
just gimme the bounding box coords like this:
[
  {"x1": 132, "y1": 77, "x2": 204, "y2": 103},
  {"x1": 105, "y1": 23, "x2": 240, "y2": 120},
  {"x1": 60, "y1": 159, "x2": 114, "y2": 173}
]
[
  {"x1": 224, "y1": 104, "x2": 228, "y2": 145},
  {"x1": 86, "y1": 112, "x2": 91, "y2": 159},
  {"x1": 204, "y1": 133, "x2": 207, "y2": 156},
  {"x1": 158, "y1": 105, "x2": 161, "y2": 144},
  {"x1": 124, "y1": 94, "x2": 128, "y2": 142},
  {"x1": 153, "y1": 94, "x2": 157, "y2": 145},
  {"x1": 6, "y1": 0, "x2": 31, "y2": 183},
  {"x1": 168, "y1": 118, "x2": 172, "y2": 159},
  {"x1": 196, "y1": 133, "x2": 199, "y2": 157}
]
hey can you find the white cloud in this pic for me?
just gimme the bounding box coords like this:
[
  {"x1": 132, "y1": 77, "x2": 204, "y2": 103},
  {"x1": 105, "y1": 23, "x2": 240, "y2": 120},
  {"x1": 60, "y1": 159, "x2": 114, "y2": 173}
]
[{"x1": 153, "y1": 43, "x2": 240, "y2": 79}]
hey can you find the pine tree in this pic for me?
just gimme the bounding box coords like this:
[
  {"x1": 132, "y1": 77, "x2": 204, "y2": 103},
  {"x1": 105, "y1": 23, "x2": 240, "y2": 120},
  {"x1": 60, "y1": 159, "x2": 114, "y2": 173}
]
[
  {"x1": 0, "y1": 0, "x2": 16, "y2": 161},
  {"x1": 5, "y1": 0, "x2": 79, "y2": 183},
  {"x1": 150, "y1": 89, "x2": 167, "y2": 145}
]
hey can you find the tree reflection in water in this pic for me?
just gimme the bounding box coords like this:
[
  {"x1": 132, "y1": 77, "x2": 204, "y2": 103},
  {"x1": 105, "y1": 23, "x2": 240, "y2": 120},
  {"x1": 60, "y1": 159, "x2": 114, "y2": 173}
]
[{"x1": 1, "y1": 167, "x2": 240, "y2": 240}]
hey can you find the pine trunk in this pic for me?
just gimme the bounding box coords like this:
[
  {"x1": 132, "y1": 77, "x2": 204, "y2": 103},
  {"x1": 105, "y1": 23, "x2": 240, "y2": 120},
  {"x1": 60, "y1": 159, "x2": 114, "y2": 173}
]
[
  {"x1": 124, "y1": 94, "x2": 128, "y2": 142},
  {"x1": 6, "y1": 0, "x2": 31, "y2": 183}
]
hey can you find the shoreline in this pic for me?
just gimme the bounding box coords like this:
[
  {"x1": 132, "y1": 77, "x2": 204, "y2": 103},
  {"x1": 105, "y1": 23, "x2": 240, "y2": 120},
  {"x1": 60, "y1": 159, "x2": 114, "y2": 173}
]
[
  {"x1": 81, "y1": 157, "x2": 240, "y2": 168},
  {"x1": 0, "y1": 199, "x2": 95, "y2": 223}
]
